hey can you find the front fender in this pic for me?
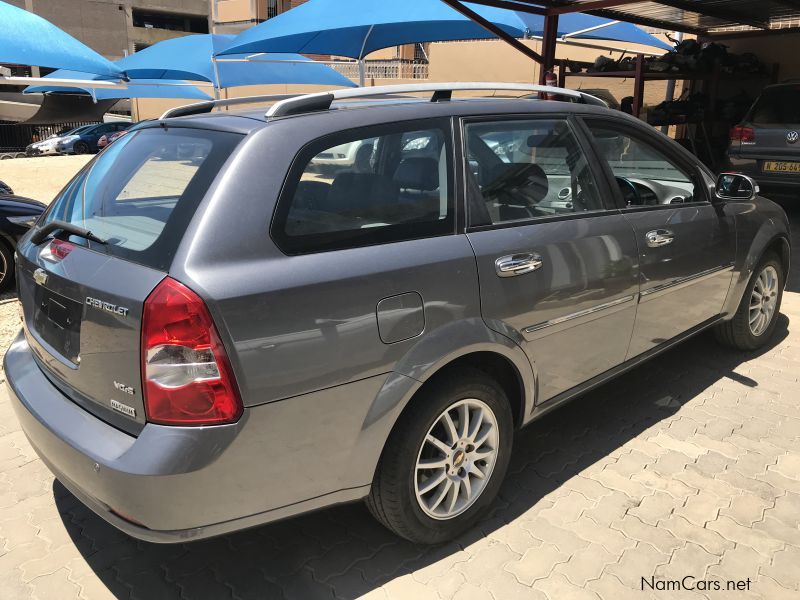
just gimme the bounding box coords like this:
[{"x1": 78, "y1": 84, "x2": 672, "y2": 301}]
[
  {"x1": 339, "y1": 318, "x2": 535, "y2": 490},
  {"x1": 722, "y1": 212, "x2": 790, "y2": 319}
]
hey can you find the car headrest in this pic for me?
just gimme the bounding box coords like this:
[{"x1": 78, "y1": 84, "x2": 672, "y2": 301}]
[
  {"x1": 394, "y1": 157, "x2": 439, "y2": 191},
  {"x1": 487, "y1": 162, "x2": 549, "y2": 204},
  {"x1": 328, "y1": 172, "x2": 399, "y2": 212}
]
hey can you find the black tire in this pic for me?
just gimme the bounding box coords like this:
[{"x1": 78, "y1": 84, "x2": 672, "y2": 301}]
[
  {"x1": 367, "y1": 367, "x2": 513, "y2": 544},
  {"x1": 0, "y1": 241, "x2": 15, "y2": 293},
  {"x1": 715, "y1": 252, "x2": 784, "y2": 351},
  {"x1": 73, "y1": 141, "x2": 90, "y2": 155}
]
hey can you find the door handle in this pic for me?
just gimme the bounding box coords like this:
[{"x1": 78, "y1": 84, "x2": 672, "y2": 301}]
[
  {"x1": 495, "y1": 253, "x2": 543, "y2": 277},
  {"x1": 646, "y1": 229, "x2": 675, "y2": 248}
]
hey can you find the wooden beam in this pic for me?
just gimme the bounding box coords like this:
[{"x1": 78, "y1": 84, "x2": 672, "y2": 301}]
[{"x1": 439, "y1": 0, "x2": 543, "y2": 63}]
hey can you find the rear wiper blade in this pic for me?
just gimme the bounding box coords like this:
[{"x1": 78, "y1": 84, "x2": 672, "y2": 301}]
[{"x1": 30, "y1": 220, "x2": 107, "y2": 246}]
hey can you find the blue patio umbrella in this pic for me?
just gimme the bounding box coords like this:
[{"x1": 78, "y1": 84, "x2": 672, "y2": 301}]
[
  {"x1": 217, "y1": 0, "x2": 671, "y2": 59},
  {"x1": 218, "y1": 0, "x2": 527, "y2": 59},
  {"x1": 517, "y1": 12, "x2": 672, "y2": 51},
  {"x1": 0, "y1": 0, "x2": 121, "y2": 77},
  {"x1": 115, "y1": 34, "x2": 355, "y2": 89},
  {"x1": 24, "y1": 71, "x2": 213, "y2": 100}
]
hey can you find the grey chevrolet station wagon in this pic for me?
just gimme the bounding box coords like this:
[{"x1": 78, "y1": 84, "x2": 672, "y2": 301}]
[{"x1": 5, "y1": 83, "x2": 791, "y2": 545}]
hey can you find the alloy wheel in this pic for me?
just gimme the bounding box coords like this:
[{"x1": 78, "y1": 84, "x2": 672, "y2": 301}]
[
  {"x1": 749, "y1": 265, "x2": 779, "y2": 336},
  {"x1": 414, "y1": 398, "x2": 499, "y2": 520},
  {"x1": 0, "y1": 249, "x2": 7, "y2": 288}
]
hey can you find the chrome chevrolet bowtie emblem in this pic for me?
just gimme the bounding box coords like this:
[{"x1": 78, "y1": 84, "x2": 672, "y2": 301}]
[
  {"x1": 786, "y1": 130, "x2": 799, "y2": 144},
  {"x1": 33, "y1": 268, "x2": 48, "y2": 286}
]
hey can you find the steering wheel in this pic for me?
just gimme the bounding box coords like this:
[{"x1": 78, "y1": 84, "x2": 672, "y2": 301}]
[{"x1": 615, "y1": 176, "x2": 640, "y2": 207}]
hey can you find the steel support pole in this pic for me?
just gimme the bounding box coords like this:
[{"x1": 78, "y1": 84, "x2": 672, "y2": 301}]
[
  {"x1": 538, "y1": 14, "x2": 559, "y2": 85},
  {"x1": 439, "y1": 0, "x2": 543, "y2": 64}
]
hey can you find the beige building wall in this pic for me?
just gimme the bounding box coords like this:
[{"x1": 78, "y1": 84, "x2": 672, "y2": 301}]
[
  {"x1": 426, "y1": 38, "x2": 673, "y2": 110},
  {"x1": 723, "y1": 33, "x2": 799, "y2": 80}
]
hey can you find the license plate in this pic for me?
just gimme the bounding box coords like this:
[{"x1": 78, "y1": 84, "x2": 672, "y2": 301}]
[
  {"x1": 763, "y1": 161, "x2": 800, "y2": 173},
  {"x1": 33, "y1": 287, "x2": 82, "y2": 362}
]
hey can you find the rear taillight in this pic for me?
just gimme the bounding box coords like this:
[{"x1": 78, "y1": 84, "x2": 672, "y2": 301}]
[
  {"x1": 39, "y1": 239, "x2": 75, "y2": 262},
  {"x1": 730, "y1": 125, "x2": 755, "y2": 145},
  {"x1": 141, "y1": 277, "x2": 242, "y2": 426}
]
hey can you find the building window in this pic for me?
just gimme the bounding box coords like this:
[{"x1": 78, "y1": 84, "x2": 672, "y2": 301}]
[{"x1": 132, "y1": 9, "x2": 209, "y2": 34}]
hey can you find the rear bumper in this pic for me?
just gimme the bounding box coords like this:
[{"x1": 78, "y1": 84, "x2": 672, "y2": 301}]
[
  {"x1": 726, "y1": 155, "x2": 800, "y2": 201},
  {"x1": 4, "y1": 331, "x2": 371, "y2": 543}
]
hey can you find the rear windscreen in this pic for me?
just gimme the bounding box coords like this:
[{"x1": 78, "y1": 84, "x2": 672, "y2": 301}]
[
  {"x1": 750, "y1": 86, "x2": 800, "y2": 125},
  {"x1": 40, "y1": 126, "x2": 241, "y2": 270}
]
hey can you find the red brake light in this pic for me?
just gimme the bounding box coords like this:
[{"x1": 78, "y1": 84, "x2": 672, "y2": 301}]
[
  {"x1": 730, "y1": 125, "x2": 755, "y2": 145},
  {"x1": 141, "y1": 277, "x2": 242, "y2": 426},
  {"x1": 40, "y1": 239, "x2": 76, "y2": 262}
]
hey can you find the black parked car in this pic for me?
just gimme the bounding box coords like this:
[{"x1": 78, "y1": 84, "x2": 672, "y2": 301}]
[{"x1": 0, "y1": 194, "x2": 46, "y2": 292}]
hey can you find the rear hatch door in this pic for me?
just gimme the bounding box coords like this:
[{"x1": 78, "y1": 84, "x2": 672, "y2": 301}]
[
  {"x1": 736, "y1": 85, "x2": 800, "y2": 171},
  {"x1": 18, "y1": 248, "x2": 162, "y2": 432},
  {"x1": 16, "y1": 125, "x2": 242, "y2": 434}
]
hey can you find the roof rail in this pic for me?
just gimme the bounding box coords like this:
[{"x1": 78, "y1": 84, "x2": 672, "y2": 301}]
[
  {"x1": 160, "y1": 93, "x2": 300, "y2": 120},
  {"x1": 265, "y1": 82, "x2": 607, "y2": 119}
]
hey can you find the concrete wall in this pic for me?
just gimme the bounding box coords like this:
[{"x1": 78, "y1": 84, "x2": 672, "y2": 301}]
[
  {"x1": 426, "y1": 38, "x2": 673, "y2": 110},
  {"x1": 724, "y1": 32, "x2": 800, "y2": 81}
]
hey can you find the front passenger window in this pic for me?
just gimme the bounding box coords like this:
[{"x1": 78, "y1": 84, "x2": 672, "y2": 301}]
[
  {"x1": 586, "y1": 123, "x2": 697, "y2": 207},
  {"x1": 465, "y1": 119, "x2": 605, "y2": 226}
]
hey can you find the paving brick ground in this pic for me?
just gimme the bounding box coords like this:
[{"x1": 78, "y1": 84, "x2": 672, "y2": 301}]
[{"x1": 1, "y1": 207, "x2": 798, "y2": 600}]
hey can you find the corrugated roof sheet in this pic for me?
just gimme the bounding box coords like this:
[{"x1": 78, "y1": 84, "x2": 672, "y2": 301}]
[{"x1": 503, "y1": 1, "x2": 800, "y2": 34}]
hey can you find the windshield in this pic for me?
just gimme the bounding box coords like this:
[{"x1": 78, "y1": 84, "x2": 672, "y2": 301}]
[
  {"x1": 63, "y1": 125, "x2": 94, "y2": 137},
  {"x1": 40, "y1": 126, "x2": 241, "y2": 270},
  {"x1": 750, "y1": 86, "x2": 800, "y2": 125}
]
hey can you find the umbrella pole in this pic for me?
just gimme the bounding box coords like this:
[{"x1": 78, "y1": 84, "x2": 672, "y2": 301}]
[
  {"x1": 358, "y1": 25, "x2": 375, "y2": 87},
  {"x1": 212, "y1": 55, "x2": 222, "y2": 101}
]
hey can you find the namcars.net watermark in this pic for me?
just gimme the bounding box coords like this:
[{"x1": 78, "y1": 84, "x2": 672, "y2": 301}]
[{"x1": 642, "y1": 576, "x2": 753, "y2": 592}]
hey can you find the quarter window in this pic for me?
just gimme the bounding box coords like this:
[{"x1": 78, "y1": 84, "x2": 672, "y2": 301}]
[
  {"x1": 465, "y1": 119, "x2": 605, "y2": 226},
  {"x1": 273, "y1": 120, "x2": 453, "y2": 254},
  {"x1": 585, "y1": 122, "x2": 698, "y2": 207}
]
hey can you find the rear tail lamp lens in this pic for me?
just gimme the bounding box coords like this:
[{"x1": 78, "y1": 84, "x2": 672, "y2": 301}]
[
  {"x1": 39, "y1": 239, "x2": 76, "y2": 263},
  {"x1": 730, "y1": 125, "x2": 755, "y2": 145},
  {"x1": 141, "y1": 277, "x2": 242, "y2": 426}
]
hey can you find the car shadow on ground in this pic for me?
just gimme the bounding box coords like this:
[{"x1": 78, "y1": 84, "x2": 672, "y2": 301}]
[
  {"x1": 53, "y1": 205, "x2": 799, "y2": 600},
  {"x1": 53, "y1": 316, "x2": 790, "y2": 600}
]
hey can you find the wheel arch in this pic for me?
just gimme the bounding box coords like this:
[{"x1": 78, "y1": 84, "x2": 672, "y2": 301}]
[
  {"x1": 340, "y1": 320, "x2": 536, "y2": 491},
  {"x1": 723, "y1": 219, "x2": 790, "y2": 319}
]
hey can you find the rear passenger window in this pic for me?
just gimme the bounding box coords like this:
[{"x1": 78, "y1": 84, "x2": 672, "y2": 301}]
[
  {"x1": 465, "y1": 119, "x2": 605, "y2": 227},
  {"x1": 272, "y1": 120, "x2": 453, "y2": 254}
]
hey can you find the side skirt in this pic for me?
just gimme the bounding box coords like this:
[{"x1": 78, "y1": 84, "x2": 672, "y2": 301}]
[{"x1": 522, "y1": 314, "x2": 724, "y2": 426}]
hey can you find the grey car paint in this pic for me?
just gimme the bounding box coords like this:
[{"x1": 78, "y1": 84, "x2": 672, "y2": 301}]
[
  {"x1": 5, "y1": 97, "x2": 791, "y2": 542},
  {"x1": 726, "y1": 83, "x2": 800, "y2": 202}
]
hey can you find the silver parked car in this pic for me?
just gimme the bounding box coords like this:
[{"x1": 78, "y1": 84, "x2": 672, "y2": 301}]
[
  {"x1": 726, "y1": 83, "x2": 800, "y2": 202},
  {"x1": 5, "y1": 83, "x2": 791, "y2": 545}
]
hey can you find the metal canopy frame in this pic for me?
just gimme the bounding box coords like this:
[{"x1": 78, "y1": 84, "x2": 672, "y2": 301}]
[
  {"x1": 453, "y1": 0, "x2": 800, "y2": 88},
  {"x1": 466, "y1": 0, "x2": 800, "y2": 36}
]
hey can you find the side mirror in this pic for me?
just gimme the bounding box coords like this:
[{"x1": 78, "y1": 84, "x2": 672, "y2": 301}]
[{"x1": 715, "y1": 172, "x2": 759, "y2": 202}]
